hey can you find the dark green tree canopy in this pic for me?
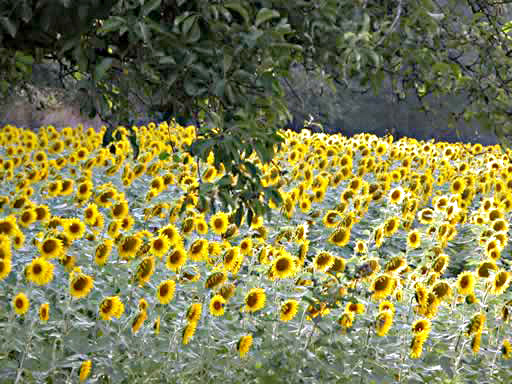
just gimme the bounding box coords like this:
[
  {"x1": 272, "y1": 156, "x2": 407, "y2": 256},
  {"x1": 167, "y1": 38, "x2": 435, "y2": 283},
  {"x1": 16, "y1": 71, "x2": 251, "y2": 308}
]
[{"x1": 1, "y1": 0, "x2": 511, "y2": 219}]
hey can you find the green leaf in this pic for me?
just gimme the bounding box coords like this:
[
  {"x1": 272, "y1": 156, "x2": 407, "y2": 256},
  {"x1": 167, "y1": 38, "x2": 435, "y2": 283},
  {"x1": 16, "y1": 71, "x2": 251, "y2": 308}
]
[
  {"x1": 159, "y1": 151, "x2": 171, "y2": 160},
  {"x1": 255, "y1": 8, "x2": 280, "y2": 27},
  {"x1": 224, "y1": 3, "x2": 250, "y2": 26},
  {"x1": 95, "y1": 58, "x2": 113, "y2": 81},
  {"x1": 98, "y1": 17, "x2": 125, "y2": 34},
  {"x1": 0, "y1": 17, "x2": 16, "y2": 37},
  {"x1": 142, "y1": 0, "x2": 161, "y2": 17}
]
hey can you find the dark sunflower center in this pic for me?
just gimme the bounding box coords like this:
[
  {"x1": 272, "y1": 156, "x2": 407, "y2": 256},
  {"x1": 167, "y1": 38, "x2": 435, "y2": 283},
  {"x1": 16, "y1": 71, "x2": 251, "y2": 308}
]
[
  {"x1": 33, "y1": 263, "x2": 43, "y2": 275},
  {"x1": 73, "y1": 276, "x2": 88, "y2": 291},
  {"x1": 247, "y1": 293, "x2": 258, "y2": 307},
  {"x1": 15, "y1": 298, "x2": 24, "y2": 308},
  {"x1": 374, "y1": 277, "x2": 389, "y2": 291},
  {"x1": 275, "y1": 258, "x2": 290, "y2": 271},
  {"x1": 43, "y1": 240, "x2": 57, "y2": 253},
  {"x1": 160, "y1": 284, "x2": 169, "y2": 297}
]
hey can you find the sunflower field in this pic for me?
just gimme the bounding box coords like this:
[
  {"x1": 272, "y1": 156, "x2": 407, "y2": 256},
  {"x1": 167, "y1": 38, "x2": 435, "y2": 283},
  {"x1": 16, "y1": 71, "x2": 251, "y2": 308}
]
[{"x1": 1, "y1": 121, "x2": 512, "y2": 383}]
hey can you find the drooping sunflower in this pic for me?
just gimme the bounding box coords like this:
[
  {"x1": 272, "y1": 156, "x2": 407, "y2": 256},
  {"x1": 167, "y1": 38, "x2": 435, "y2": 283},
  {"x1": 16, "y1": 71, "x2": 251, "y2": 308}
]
[
  {"x1": 186, "y1": 303, "x2": 203, "y2": 323},
  {"x1": 218, "y1": 282, "x2": 236, "y2": 301},
  {"x1": 370, "y1": 274, "x2": 395, "y2": 300},
  {"x1": 25, "y1": 257, "x2": 54, "y2": 285},
  {"x1": 39, "y1": 303, "x2": 50, "y2": 322},
  {"x1": 94, "y1": 239, "x2": 113, "y2": 266},
  {"x1": 237, "y1": 334, "x2": 253, "y2": 358},
  {"x1": 156, "y1": 280, "x2": 176, "y2": 304},
  {"x1": 99, "y1": 296, "x2": 125, "y2": 320},
  {"x1": 411, "y1": 318, "x2": 431, "y2": 340},
  {"x1": 223, "y1": 246, "x2": 241, "y2": 272},
  {"x1": 312, "y1": 250, "x2": 334, "y2": 273},
  {"x1": 375, "y1": 310, "x2": 393, "y2": 336},
  {"x1": 432, "y1": 253, "x2": 450, "y2": 274},
  {"x1": 456, "y1": 271, "x2": 475, "y2": 295},
  {"x1": 205, "y1": 271, "x2": 227, "y2": 290},
  {"x1": 69, "y1": 268, "x2": 94, "y2": 299},
  {"x1": 328, "y1": 225, "x2": 351, "y2": 247},
  {"x1": 149, "y1": 235, "x2": 170, "y2": 259},
  {"x1": 182, "y1": 321, "x2": 197, "y2": 345},
  {"x1": 431, "y1": 280, "x2": 452, "y2": 302},
  {"x1": 209, "y1": 294, "x2": 226, "y2": 316},
  {"x1": 329, "y1": 256, "x2": 346, "y2": 274},
  {"x1": 135, "y1": 256, "x2": 155, "y2": 286},
  {"x1": 189, "y1": 238, "x2": 208, "y2": 262},
  {"x1": 166, "y1": 247, "x2": 188, "y2": 272},
  {"x1": 159, "y1": 224, "x2": 183, "y2": 247},
  {"x1": 466, "y1": 312, "x2": 486, "y2": 336},
  {"x1": 471, "y1": 332, "x2": 482, "y2": 354},
  {"x1": 38, "y1": 237, "x2": 63, "y2": 259},
  {"x1": 410, "y1": 335, "x2": 426, "y2": 359},
  {"x1": 384, "y1": 256, "x2": 407, "y2": 274},
  {"x1": 244, "y1": 288, "x2": 266, "y2": 312},
  {"x1": 131, "y1": 310, "x2": 147, "y2": 334},
  {"x1": 491, "y1": 270, "x2": 511, "y2": 295},
  {"x1": 338, "y1": 311, "x2": 355, "y2": 330},
  {"x1": 476, "y1": 260, "x2": 498, "y2": 279},
  {"x1": 210, "y1": 212, "x2": 229, "y2": 235},
  {"x1": 280, "y1": 299, "x2": 299, "y2": 322},
  {"x1": 118, "y1": 235, "x2": 142, "y2": 260},
  {"x1": 271, "y1": 253, "x2": 296, "y2": 279},
  {"x1": 79, "y1": 360, "x2": 92, "y2": 382},
  {"x1": 12, "y1": 292, "x2": 30, "y2": 315}
]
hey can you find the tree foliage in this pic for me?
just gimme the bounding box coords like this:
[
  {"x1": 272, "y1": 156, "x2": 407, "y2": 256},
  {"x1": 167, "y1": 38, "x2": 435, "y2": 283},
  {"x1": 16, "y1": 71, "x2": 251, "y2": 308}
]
[{"x1": 1, "y1": 0, "x2": 511, "y2": 219}]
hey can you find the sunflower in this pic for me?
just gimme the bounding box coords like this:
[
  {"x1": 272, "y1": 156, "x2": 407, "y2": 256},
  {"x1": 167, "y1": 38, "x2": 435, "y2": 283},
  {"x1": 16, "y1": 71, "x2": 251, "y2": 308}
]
[
  {"x1": 118, "y1": 235, "x2": 142, "y2": 260},
  {"x1": 182, "y1": 322, "x2": 197, "y2": 345},
  {"x1": 313, "y1": 251, "x2": 334, "y2": 272},
  {"x1": 322, "y1": 210, "x2": 342, "y2": 228},
  {"x1": 388, "y1": 187, "x2": 405, "y2": 204},
  {"x1": 153, "y1": 316, "x2": 161, "y2": 335},
  {"x1": 280, "y1": 299, "x2": 299, "y2": 322},
  {"x1": 471, "y1": 332, "x2": 482, "y2": 354},
  {"x1": 477, "y1": 260, "x2": 498, "y2": 279},
  {"x1": 355, "y1": 240, "x2": 366, "y2": 254},
  {"x1": 345, "y1": 302, "x2": 365, "y2": 314},
  {"x1": 467, "y1": 312, "x2": 485, "y2": 336},
  {"x1": 135, "y1": 256, "x2": 155, "y2": 286},
  {"x1": 69, "y1": 269, "x2": 94, "y2": 299},
  {"x1": 209, "y1": 294, "x2": 226, "y2": 316},
  {"x1": 79, "y1": 360, "x2": 92, "y2": 382},
  {"x1": 94, "y1": 239, "x2": 113, "y2": 266},
  {"x1": 456, "y1": 271, "x2": 475, "y2": 295},
  {"x1": 432, "y1": 254, "x2": 449, "y2": 274},
  {"x1": 138, "y1": 298, "x2": 149, "y2": 312},
  {"x1": 271, "y1": 253, "x2": 296, "y2": 279},
  {"x1": 502, "y1": 339, "x2": 512, "y2": 359},
  {"x1": 328, "y1": 226, "x2": 351, "y2": 247},
  {"x1": 39, "y1": 303, "x2": 50, "y2": 322},
  {"x1": 205, "y1": 271, "x2": 227, "y2": 290},
  {"x1": 339, "y1": 311, "x2": 355, "y2": 330},
  {"x1": 0, "y1": 235, "x2": 12, "y2": 260},
  {"x1": 218, "y1": 282, "x2": 236, "y2": 301},
  {"x1": 25, "y1": 257, "x2": 54, "y2": 285},
  {"x1": 210, "y1": 212, "x2": 229, "y2": 235},
  {"x1": 329, "y1": 256, "x2": 346, "y2": 274},
  {"x1": 0, "y1": 258, "x2": 12, "y2": 280},
  {"x1": 99, "y1": 296, "x2": 125, "y2": 320},
  {"x1": 245, "y1": 288, "x2": 266, "y2": 312},
  {"x1": 38, "y1": 237, "x2": 63, "y2": 259},
  {"x1": 132, "y1": 310, "x2": 147, "y2": 334},
  {"x1": 12, "y1": 230, "x2": 25, "y2": 249},
  {"x1": 407, "y1": 230, "x2": 421, "y2": 249},
  {"x1": 431, "y1": 280, "x2": 452, "y2": 302},
  {"x1": 166, "y1": 247, "x2": 187, "y2": 271},
  {"x1": 375, "y1": 310, "x2": 393, "y2": 336},
  {"x1": 223, "y1": 246, "x2": 242, "y2": 272},
  {"x1": 195, "y1": 217, "x2": 208, "y2": 235},
  {"x1": 410, "y1": 335, "x2": 426, "y2": 359},
  {"x1": 12, "y1": 292, "x2": 29, "y2": 315},
  {"x1": 491, "y1": 270, "x2": 511, "y2": 295},
  {"x1": 18, "y1": 208, "x2": 37, "y2": 228},
  {"x1": 384, "y1": 256, "x2": 406, "y2": 274},
  {"x1": 379, "y1": 300, "x2": 395, "y2": 314},
  {"x1": 156, "y1": 280, "x2": 176, "y2": 305},
  {"x1": 418, "y1": 208, "x2": 434, "y2": 224},
  {"x1": 186, "y1": 303, "x2": 203, "y2": 323},
  {"x1": 370, "y1": 274, "x2": 395, "y2": 300},
  {"x1": 189, "y1": 238, "x2": 208, "y2": 262},
  {"x1": 149, "y1": 235, "x2": 170, "y2": 259},
  {"x1": 63, "y1": 218, "x2": 86, "y2": 241},
  {"x1": 239, "y1": 237, "x2": 253, "y2": 256},
  {"x1": 111, "y1": 200, "x2": 129, "y2": 220},
  {"x1": 237, "y1": 334, "x2": 253, "y2": 358},
  {"x1": 76, "y1": 180, "x2": 93, "y2": 201},
  {"x1": 383, "y1": 216, "x2": 400, "y2": 237}
]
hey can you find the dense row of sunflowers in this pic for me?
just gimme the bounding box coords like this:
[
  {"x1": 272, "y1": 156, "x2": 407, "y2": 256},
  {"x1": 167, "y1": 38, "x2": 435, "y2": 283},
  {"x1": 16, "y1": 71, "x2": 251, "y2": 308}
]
[{"x1": 1, "y1": 121, "x2": 512, "y2": 382}]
